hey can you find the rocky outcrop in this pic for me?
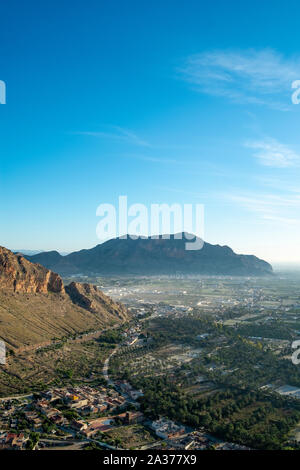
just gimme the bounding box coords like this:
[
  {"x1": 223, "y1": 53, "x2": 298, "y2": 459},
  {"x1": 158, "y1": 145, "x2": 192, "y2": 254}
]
[
  {"x1": 0, "y1": 247, "x2": 129, "y2": 350},
  {"x1": 0, "y1": 248, "x2": 127, "y2": 319},
  {"x1": 65, "y1": 281, "x2": 127, "y2": 320},
  {"x1": 0, "y1": 246, "x2": 65, "y2": 294},
  {"x1": 65, "y1": 282, "x2": 96, "y2": 310}
]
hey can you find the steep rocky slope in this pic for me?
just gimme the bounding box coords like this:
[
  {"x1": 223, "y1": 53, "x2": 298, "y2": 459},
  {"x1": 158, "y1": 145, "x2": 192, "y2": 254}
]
[
  {"x1": 0, "y1": 247, "x2": 64, "y2": 293},
  {"x1": 0, "y1": 247, "x2": 128, "y2": 350},
  {"x1": 65, "y1": 282, "x2": 126, "y2": 318}
]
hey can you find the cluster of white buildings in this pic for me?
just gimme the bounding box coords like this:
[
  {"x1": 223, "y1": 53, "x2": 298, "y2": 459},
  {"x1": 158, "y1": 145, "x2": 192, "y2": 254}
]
[{"x1": 150, "y1": 418, "x2": 186, "y2": 439}]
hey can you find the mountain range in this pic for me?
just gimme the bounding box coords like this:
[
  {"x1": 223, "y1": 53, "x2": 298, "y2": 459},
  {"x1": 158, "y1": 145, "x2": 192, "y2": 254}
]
[{"x1": 24, "y1": 234, "x2": 273, "y2": 276}]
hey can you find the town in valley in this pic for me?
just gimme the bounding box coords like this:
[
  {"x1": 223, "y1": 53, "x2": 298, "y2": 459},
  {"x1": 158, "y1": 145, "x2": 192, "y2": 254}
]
[{"x1": 2, "y1": 271, "x2": 300, "y2": 450}]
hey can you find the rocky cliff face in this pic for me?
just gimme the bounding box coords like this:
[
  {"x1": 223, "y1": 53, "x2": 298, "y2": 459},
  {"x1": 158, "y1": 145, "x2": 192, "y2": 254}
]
[
  {"x1": 0, "y1": 246, "x2": 65, "y2": 294},
  {"x1": 0, "y1": 247, "x2": 127, "y2": 318},
  {"x1": 0, "y1": 247, "x2": 128, "y2": 350}
]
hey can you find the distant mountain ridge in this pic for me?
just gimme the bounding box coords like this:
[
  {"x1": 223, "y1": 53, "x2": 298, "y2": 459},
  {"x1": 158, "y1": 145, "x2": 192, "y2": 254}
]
[
  {"x1": 25, "y1": 234, "x2": 273, "y2": 276},
  {"x1": 13, "y1": 249, "x2": 44, "y2": 256}
]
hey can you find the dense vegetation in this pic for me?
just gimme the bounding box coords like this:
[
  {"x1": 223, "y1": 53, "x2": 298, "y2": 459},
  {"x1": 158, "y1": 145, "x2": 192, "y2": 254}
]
[
  {"x1": 110, "y1": 314, "x2": 300, "y2": 450},
  {"x1": 133, "y1": 376, "x2": 300, "y2": 450}
]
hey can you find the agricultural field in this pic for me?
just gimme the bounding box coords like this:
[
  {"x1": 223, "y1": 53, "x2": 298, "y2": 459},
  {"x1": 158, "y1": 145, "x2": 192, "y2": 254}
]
[{"x1": 0, "y1": 338, "x2": 114, "y2": 397}]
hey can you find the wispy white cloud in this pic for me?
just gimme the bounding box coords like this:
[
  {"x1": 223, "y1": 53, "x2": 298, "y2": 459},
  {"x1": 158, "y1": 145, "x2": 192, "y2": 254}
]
[
  {"x1": 178, "y1": 49, "x2": 300, "y2": 108},
  {"x1": 262, "y1": 215, "x2": 300, "y2": 226},
  {"x1": 245, "y1": 138, "x2": 300, "y2": 168},
  {"x1": 228, "y1": 193, "x2": 300, "y2": 212},
  {"x1": 226, "y1": 191, "x2": 300, "y2": 230},
  {"x1": 74, "y1": 125, "x2": 151, "y2": 147},
  {"x1": 256, "y1": 176, "x2": 300, "y2": 194}
]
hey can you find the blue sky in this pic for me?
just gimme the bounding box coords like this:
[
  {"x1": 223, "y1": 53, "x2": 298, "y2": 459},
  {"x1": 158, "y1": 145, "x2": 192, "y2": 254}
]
[{"x1": 1, "y1": 0, "x2": 300, "y2": 262}]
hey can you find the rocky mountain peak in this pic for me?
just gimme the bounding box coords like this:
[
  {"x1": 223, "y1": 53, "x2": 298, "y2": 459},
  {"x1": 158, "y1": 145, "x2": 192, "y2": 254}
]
[{"x1": 0, "y1": 246, "x2": 65, "y2": 294}]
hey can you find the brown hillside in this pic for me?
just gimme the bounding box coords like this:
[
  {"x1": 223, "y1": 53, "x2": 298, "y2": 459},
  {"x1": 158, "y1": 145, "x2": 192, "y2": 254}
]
[{"x1": 0, "y1": 247, "x2": 128, "y2": 350}]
